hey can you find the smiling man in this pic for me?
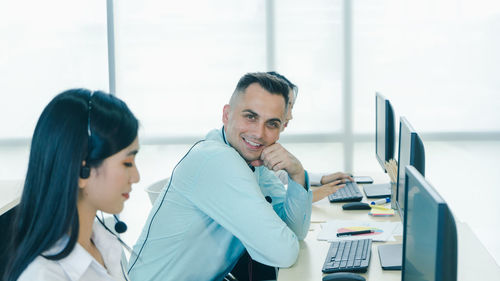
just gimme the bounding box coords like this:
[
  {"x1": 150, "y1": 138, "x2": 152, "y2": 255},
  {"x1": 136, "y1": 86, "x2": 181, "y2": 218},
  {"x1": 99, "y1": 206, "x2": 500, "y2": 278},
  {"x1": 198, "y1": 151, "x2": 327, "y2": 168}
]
[{"x1": 128, "y1": 72, "x2": 313, "y2": 281}]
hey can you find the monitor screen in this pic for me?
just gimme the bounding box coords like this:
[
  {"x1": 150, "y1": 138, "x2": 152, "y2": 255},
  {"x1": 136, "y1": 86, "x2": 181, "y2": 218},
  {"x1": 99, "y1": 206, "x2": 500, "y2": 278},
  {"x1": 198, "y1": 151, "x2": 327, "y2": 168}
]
[
  {"x1": 396, "y1": 117, "x2": 425, "y2": 219},
  {"x1": 402, "y1": 166, "x2": 457, "y2": 281},
  {"x1": 375, "y1": 93, "x2": 396, "y2": 171}
]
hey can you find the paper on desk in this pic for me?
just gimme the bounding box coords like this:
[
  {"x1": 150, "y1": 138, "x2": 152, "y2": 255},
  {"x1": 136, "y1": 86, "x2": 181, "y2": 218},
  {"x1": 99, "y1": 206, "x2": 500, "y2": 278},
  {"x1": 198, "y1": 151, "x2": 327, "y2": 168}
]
[
  {"x1": 392, "y1": 221, "x2": 403, "y2": 236},
  {"x1": 317, "y1": 220, "x2": 400, "y2": 242}
]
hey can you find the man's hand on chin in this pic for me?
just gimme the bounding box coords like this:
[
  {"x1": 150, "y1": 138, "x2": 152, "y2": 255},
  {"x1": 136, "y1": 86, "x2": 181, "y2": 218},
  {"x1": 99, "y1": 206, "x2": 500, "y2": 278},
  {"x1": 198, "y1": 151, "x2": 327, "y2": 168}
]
[{"x1": 252, "y1": 143, "x2": 305, "y2": 187}]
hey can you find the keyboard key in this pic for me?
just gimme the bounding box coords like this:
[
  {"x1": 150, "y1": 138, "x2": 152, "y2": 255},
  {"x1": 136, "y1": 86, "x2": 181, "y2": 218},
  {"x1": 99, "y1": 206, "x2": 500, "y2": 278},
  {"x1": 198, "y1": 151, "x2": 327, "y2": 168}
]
[
  {"x1": 362, "y1": 240, "x2": 370, "y2": 260},
  {"x1": 355, "y1": 240, "x2": 364, "y2": 259},
  {"x1": 330, "y1": 245, "x2": 339, "y2": 259},
  {"x1": 348, "y1": 243, "x2": 357, "y2": 261}
]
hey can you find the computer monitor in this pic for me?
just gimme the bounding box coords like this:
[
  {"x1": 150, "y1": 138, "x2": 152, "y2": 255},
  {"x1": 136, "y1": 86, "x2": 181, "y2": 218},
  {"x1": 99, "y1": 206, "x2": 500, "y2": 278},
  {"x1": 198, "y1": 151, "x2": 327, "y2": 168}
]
[
  {"x1": 363, "y1": 93, "x2": 396, "y2": 199},
  {"x1": 395, "y1": 117, "x2": 425, "y2": 219},
  {"x1": 402, "y1": 166, "x2": 457, "y2": 281},
  {"x1": 375, "y1": 92, "x2": 396, "y2": 171}
]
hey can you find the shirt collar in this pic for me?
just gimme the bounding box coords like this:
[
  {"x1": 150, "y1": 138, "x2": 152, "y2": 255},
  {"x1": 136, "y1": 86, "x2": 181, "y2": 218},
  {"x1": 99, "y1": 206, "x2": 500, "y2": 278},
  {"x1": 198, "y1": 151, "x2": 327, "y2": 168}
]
[
  {"x1": 56, "y1": 237, "x2": 97, "y2": 280},
  {"x1": 46, "y1": 221, "x2": 123, "y2": 280},
  {"x1": 221, "y1": 126, "x2": 228, "y2": 145}
]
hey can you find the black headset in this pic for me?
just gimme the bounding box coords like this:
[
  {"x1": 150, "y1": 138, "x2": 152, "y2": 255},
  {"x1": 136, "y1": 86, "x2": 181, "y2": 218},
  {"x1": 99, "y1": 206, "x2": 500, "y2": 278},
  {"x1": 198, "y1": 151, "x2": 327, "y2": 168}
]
[
  {"x1": 95, "y1": 214, "x2": 130, "y2": 281},
  {"x1": 80, "y1": 91, "x2": 128, "y2": 234},
  {"x1": 80, "y1": 91, "x2": 93, "y2": 179},
  {"x1": 76, "y1": 90, "x2": 130, "y2": 280}
]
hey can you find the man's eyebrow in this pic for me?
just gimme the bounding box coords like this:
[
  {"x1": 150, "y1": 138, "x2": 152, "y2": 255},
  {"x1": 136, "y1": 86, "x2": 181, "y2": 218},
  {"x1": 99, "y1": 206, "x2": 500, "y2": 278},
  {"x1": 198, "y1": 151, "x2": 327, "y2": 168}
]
[
  {"x1": 242, "y1": 109, "x2": 258, "y2": 115},
  {"x1": 266, "y1": 118, "x2": 282, "y2": 125}
]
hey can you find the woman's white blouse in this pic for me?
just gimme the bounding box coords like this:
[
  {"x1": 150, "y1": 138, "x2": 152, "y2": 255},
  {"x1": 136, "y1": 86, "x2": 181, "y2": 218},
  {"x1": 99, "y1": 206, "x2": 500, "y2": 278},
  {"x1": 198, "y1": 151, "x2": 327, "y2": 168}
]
[{"x1": 18, "y1": 221, "x2": 127, "y2": 281}]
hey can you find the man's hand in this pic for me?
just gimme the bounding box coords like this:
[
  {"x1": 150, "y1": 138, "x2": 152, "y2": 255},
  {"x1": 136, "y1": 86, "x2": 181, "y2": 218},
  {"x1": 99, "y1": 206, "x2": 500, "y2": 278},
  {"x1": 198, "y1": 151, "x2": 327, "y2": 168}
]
[
  {"x1": 320, "y1": 172, "x2": 353, "y2": 185},
  {"x1": 251, "y1": 143, "x2": 305, "y2": 187}
]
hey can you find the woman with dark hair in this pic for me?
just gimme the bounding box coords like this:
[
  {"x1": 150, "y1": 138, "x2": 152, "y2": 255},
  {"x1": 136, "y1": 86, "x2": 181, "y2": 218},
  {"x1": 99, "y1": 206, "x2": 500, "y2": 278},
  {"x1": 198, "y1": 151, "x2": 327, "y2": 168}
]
[{"x1": 3, "y1": 89, "x2": 140, "y2": 281}]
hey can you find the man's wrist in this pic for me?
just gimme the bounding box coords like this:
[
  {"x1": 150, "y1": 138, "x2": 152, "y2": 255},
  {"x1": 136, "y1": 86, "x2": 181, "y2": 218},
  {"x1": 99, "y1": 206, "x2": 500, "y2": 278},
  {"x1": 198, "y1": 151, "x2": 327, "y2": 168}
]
[
  {"x1": 291, "y1": 172, "x2": 305, "y2": 186},
  {"x1": 290, "y1": 169, "x2": 307, "y2": 190}
]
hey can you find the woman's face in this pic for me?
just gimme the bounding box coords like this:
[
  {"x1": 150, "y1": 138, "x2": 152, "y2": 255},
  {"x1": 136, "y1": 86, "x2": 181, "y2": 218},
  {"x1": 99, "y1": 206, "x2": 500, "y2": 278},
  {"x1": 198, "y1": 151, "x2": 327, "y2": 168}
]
[{"x1": 80, "y1": 137, "x2": 140, "y2": 214}]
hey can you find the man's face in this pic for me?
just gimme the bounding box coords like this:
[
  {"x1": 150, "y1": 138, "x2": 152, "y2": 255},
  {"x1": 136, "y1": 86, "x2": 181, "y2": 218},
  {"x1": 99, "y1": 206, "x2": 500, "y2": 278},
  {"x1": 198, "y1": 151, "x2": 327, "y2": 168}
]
[{"x1": 222, "y1": 83, "x2": 285, "y2": 163}]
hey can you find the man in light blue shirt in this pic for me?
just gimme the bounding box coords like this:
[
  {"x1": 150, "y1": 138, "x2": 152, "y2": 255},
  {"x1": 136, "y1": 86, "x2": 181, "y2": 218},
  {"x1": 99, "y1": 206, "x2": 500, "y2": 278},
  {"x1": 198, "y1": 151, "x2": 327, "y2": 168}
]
[{"x1": 128, "y1": 72, "x2": 313, "y2": 281}]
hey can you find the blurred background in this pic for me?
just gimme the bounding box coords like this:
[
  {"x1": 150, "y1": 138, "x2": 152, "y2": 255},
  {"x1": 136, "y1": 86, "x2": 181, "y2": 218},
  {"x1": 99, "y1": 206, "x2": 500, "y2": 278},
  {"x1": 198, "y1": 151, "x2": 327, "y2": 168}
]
[{"x1": 1, "y1": 0, "x2": 499, "y2": 265}]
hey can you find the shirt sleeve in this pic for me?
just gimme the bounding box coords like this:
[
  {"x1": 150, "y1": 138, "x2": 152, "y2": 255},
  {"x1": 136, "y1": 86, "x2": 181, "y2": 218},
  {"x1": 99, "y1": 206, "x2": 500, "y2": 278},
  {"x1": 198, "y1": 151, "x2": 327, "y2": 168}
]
[
  {"x1": 179, "y1": 149, "x2": 301, "y2": 268},
  {"x1": 274, "y1": 170, "x2": 289, "y2": 185},
  {"x1": 308, "y1": 171, "x2": 325, "y2": 186},
  {"x1": 258, "y1": 167, "x2": 313, "y2": 240}
]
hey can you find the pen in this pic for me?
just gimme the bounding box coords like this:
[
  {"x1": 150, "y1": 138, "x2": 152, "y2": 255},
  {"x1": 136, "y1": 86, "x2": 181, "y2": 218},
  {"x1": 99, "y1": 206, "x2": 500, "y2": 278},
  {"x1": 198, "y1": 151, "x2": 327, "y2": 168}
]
[
  {"x1": 370, "y1": 197, "x2": 390, "y2": 205},
  {"x1": 336, "y1": 230, "x2": 374, "y2": 237}
]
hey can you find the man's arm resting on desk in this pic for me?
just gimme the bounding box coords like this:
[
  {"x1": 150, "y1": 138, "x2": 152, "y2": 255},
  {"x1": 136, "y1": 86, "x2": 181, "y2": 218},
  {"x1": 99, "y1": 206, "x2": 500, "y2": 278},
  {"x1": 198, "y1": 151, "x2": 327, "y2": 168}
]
[
  {"x1": 259, "y1": 167, "x2": 312, "y2": 240},
  {"x1": 185, "y1": 151, "x2": 300, "y2": 267}
]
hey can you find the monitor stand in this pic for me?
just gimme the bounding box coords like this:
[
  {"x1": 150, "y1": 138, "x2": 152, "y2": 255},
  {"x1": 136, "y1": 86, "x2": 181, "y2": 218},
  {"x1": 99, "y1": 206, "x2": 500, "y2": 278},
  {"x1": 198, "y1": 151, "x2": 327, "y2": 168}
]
[
  {"x1": 377, "y1": 243, "x2": 402, "y2": 270},
  {"x1": 363, "y1": 183, "x2": 391, "y2": 198}
]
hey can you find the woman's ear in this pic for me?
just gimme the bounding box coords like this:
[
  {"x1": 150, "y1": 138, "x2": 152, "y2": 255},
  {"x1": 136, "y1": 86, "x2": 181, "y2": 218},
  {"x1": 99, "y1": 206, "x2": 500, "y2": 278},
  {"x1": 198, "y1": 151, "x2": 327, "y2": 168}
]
[{"x1": 78, "y1": 177, "x2": 88, "y2": 189}]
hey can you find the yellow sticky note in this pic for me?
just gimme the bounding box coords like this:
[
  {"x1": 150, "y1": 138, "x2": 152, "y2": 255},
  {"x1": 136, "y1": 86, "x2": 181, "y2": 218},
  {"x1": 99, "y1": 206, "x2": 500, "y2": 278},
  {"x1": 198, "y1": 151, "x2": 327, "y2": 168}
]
[{"x1": 369, "y1": 207, "x2": 395, "y2": 216}]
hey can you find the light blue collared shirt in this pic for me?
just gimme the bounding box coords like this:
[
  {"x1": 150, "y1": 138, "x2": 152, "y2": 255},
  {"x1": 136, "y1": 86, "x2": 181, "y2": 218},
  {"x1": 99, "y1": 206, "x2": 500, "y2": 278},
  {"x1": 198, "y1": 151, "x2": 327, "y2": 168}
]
[{"x1": 128, "y1": 128, "x2": 313, "y2": 281}]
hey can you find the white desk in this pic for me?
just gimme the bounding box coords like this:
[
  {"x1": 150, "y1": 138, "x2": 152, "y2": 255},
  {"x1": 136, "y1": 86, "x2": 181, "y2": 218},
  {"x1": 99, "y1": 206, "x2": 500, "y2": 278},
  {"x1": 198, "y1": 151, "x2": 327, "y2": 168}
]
[
  {"x1": 0, "y1": 180, "x2": 23, "y2": 216},
  {"x1": 278, "y1": 183, "x2": 500, "y2": 281}
]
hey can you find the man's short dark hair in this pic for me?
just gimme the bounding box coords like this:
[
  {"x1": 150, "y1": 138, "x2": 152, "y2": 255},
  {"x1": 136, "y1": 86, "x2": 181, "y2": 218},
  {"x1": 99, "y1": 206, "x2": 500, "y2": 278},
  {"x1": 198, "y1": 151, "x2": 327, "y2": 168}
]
[
  {"x1": 267, "y1": 71, "x2": 298, "y2": 98},
  {"x1": 230, "y1": 72, "x2": 290, "y2": 109}
]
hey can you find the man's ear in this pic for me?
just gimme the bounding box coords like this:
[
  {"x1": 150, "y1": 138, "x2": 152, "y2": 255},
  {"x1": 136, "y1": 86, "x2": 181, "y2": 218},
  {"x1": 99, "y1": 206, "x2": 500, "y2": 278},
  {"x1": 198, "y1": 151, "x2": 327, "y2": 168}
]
[{"x1": 222, "y1": 104, "x2": 230, "y2": 125}]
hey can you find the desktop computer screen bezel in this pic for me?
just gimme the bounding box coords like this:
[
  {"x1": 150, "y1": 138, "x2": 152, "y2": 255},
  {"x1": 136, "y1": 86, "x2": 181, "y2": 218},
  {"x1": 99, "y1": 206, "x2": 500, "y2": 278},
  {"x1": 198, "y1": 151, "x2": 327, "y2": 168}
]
[
  {"x1": 375, "y1": 92, "x2": 396, "y2": 171},
  {"x1": 402, "y1": 166, "x2": 457, "y2": 281},
  {"x1": 395, "y1": 117, "x2": 425, "y2": 220}
]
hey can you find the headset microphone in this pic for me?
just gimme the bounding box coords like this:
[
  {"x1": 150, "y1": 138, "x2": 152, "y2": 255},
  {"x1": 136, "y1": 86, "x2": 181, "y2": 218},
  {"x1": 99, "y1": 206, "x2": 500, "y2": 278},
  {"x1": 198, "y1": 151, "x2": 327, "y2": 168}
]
[{"x1": 114, "y1": 215, "x2": 128, "y2": 233}]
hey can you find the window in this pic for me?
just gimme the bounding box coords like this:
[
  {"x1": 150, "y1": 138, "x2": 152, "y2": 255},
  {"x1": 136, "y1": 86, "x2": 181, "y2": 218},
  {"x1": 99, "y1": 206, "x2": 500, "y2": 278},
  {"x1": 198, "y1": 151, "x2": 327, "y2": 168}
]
[
  {"x1": 114, "y1": 0, "x2": 266, "y2": 138},
  {"x1": 275, "y1": 0, "x2": 343, "y2": 134},
  {"x1": 353, "y1": 0, "x2": 500, "y2": 133},
  {"x1": 0, "y1": 0, "x2": 108, "y2": 138}
]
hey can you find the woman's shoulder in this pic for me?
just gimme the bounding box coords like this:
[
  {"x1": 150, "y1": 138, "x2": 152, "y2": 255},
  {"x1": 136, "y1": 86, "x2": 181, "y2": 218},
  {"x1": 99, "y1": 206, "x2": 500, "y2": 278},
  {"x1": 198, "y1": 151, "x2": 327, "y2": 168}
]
[{"x1": 18, "y1": 256, "x2": 68, "y2": 281}]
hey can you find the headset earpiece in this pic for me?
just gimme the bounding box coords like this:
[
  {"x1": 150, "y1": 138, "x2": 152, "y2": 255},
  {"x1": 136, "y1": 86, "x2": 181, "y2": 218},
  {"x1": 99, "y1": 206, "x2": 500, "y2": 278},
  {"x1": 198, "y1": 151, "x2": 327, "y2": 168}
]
[{"x1": 80, "y1": 165, "x2": 90, "y2": 179}]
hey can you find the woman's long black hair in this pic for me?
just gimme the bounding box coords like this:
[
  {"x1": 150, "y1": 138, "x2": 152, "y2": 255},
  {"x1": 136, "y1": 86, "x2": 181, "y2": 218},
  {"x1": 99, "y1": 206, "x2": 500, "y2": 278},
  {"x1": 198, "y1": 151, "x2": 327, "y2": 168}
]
[{"x1": 3, "y1": 89, "x2": 138, "y2": 281}]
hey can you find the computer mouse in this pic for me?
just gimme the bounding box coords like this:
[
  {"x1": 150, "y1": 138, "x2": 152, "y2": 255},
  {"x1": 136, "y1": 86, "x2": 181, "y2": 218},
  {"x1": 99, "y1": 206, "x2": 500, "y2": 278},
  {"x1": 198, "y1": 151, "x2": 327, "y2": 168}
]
[
  {"x1": 322, "y1": 272, "x2": 366, "y2": 281},
  {"x1": 342, "y1": 202, "x2": 371, "y2": 210}
]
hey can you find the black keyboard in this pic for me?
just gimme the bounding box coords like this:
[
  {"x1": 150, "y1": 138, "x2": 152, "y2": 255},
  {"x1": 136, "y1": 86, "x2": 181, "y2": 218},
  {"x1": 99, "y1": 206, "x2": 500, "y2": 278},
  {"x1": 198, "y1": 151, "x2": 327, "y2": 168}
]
[
  {"x1": 328, "y1": 181, "x2": 363, "y2": 202},
  {"x1": 322, "y1": 239, "x2": 372, "y2": 273}
]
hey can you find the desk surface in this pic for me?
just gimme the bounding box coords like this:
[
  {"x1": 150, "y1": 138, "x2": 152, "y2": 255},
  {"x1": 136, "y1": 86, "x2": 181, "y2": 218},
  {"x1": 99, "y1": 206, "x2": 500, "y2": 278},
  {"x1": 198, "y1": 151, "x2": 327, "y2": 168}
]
[
  {"x1": 278, "y1": 183, "x2": 500, "y2": 281},
  {"x1": 0, "y1": 180, "x2": 23, "y2": 216}
]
